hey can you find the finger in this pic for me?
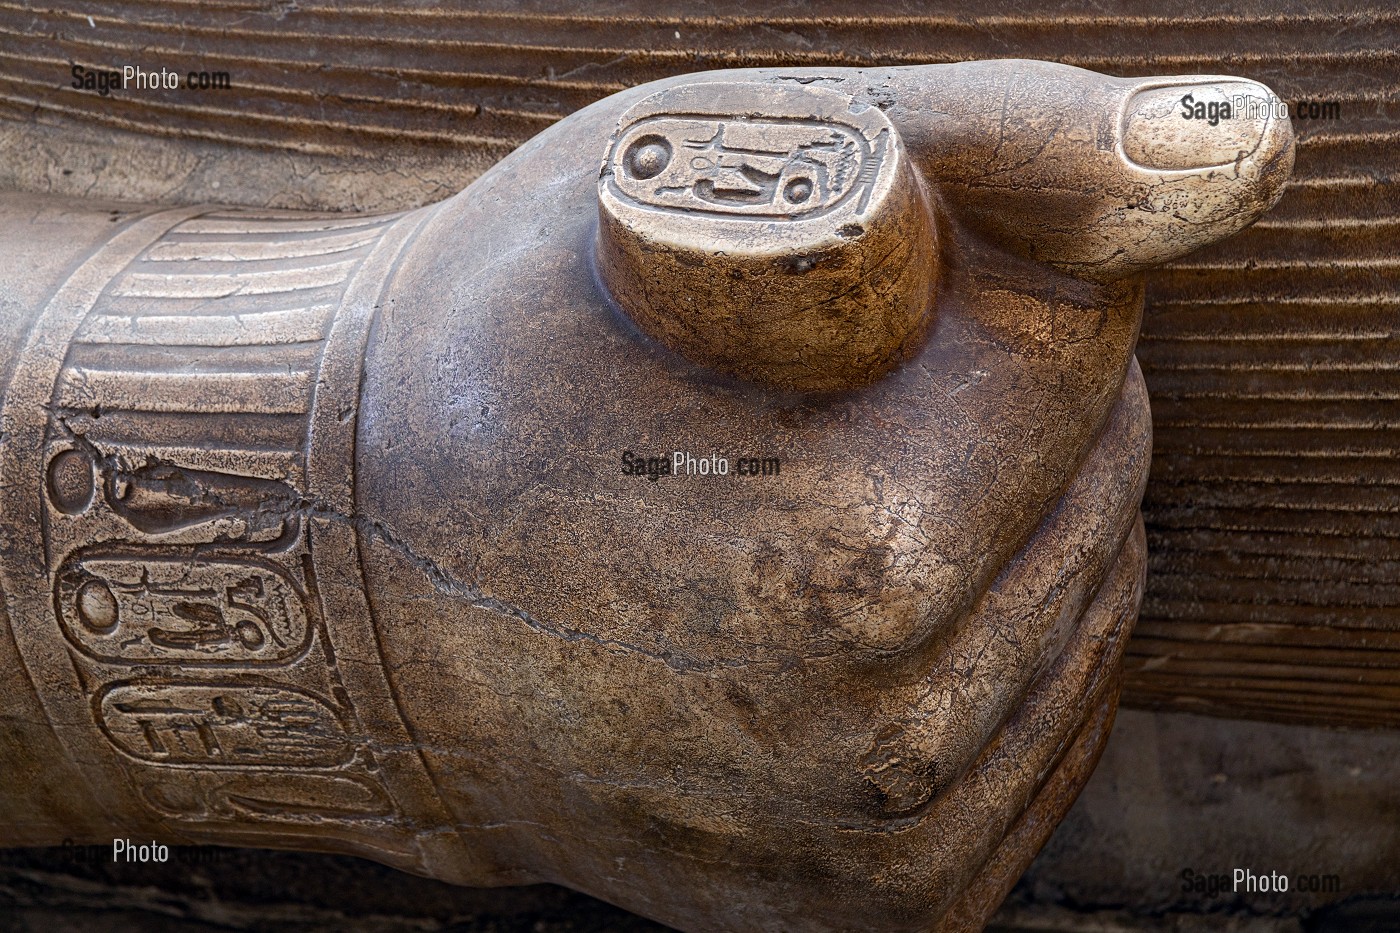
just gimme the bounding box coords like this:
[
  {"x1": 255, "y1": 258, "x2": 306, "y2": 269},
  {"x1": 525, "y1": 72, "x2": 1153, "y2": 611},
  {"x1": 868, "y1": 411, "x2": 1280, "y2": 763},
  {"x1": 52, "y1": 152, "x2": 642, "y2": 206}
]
[
  {"x1": 591, "y1": 61, "x2": 1293, "y2": 393},
  {"x1": 860, "y1": 362, "x2": 1151, "y2": 814},
  {"x1": 877, "y1": 59, "x2": 1294, "y2": 279},
  {"x1": 922, "y1": 516, "x2": 1144, "y2": 921}
]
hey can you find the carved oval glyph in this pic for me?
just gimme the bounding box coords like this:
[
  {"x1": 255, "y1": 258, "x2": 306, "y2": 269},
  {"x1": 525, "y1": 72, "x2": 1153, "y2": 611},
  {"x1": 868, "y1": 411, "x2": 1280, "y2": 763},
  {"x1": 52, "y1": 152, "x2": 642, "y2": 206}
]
[
  {"x1": 608, "y1": 116, "x2": 882, "y2": 219},
  {"x1": 97, "y1": 682, "x2": 350, "y2": 767},
  {"x1": 55, "y1": 556, "x2": 311, "y2": 665}
]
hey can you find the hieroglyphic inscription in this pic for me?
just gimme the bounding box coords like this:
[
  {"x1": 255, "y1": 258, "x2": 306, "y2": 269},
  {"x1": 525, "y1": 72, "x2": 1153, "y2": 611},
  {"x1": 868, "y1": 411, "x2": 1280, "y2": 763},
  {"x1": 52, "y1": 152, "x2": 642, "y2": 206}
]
[
  {"x1": 55, "y1": 555, "x2": 310, "y2": 664},
  {"x1": 0, "y1": 203, "x2": 454, "y2": 868},
  {"x1": 98, "y1": 683, "x2": 351, "y2": 766},
  {"x1": 37, "y1": 208, "x2": 391, "y2": 825},
  {"x1": 101, "y1": 460, "x2": 300, "y2": 544},
  {"x1": 608, "y1": 116, "x2": 886, "y2": 219}
]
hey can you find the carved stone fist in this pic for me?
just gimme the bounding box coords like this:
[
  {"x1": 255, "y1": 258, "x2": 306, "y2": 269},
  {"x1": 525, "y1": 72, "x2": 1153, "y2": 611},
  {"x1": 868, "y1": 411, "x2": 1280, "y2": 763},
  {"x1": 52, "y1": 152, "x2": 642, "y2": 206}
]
[{"x1": 0, "y1": 61, "x2": 1290, "y2": 931}]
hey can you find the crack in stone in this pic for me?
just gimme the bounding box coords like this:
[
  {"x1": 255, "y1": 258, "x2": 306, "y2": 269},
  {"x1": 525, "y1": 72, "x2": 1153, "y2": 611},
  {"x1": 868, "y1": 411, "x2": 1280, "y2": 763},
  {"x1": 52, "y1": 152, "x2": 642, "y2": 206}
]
[{"x1": 52, "y1": 414, "x2": 749, "y2": 676}]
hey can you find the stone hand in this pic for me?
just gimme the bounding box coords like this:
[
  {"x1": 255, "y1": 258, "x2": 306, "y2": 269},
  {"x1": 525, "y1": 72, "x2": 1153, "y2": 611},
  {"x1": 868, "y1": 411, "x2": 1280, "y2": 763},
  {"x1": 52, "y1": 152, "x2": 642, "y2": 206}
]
[{"x1": 0, "y1": 60, "x2": 1290, "y2": 933}]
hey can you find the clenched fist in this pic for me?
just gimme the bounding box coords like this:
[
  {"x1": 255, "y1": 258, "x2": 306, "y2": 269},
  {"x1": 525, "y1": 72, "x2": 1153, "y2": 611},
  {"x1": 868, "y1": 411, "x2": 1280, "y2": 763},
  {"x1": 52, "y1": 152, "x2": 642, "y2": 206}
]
[{"x1": 0, "y1": 60, "x2": 1290, "y2": 932}]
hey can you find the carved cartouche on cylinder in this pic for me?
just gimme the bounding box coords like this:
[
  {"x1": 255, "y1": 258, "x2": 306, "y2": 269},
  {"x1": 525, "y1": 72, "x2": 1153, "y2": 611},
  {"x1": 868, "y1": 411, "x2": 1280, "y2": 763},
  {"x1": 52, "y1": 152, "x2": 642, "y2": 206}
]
[{"x1": 0, "y1": 61, "x2": 1291, "y2": 932}]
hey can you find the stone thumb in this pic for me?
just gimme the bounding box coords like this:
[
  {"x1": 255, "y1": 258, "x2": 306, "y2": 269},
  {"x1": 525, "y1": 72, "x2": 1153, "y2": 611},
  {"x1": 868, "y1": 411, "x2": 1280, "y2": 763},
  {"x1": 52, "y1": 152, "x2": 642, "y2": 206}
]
[{"x1": 880, "y1": 59, "x2": 1295, "y2": 279}]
